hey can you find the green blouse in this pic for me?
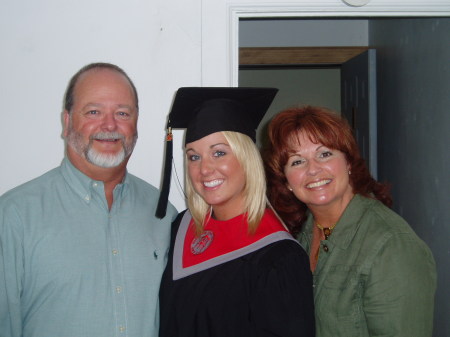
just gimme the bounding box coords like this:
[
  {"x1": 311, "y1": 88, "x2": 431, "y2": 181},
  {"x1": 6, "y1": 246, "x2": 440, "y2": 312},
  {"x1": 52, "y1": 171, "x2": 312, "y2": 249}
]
[{"x1": 298, "y1": 194, "x2": 436, "y2": 337}]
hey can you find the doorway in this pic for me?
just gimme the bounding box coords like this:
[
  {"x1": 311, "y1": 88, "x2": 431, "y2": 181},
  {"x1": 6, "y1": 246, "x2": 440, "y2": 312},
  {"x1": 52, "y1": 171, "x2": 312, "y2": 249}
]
[
  {"x1": 236, "y1": 16, "x2": 450, "y2": 336},
  {"x1": 238, "y1": 18, "x2": 371, "y2": 147}
]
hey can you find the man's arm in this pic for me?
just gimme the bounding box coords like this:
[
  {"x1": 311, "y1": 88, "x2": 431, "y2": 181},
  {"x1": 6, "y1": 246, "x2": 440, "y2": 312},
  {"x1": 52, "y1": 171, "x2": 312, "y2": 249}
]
[{"x1": 0, "y1": 201, "x2": 24, "y2": 337}]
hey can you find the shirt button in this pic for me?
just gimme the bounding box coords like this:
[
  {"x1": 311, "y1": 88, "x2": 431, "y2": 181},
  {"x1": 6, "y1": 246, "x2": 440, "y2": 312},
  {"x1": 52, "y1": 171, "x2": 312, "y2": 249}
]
[
  {"x1": 116, "y1": 286, "x2": 122, "y2": 293},
  {"x1": 323, "y1": 245, "x2": 329, "y2": 252},
  {"x1": 119, "y1": 326, "x2": 126, "y2": 333},
  {"x1": 84, "y1": 195, "x2": 90, "y2": 201},
  {"x1": 112, "y1": 249, "x2": 119, "y2": 255},
  {"x1": 93, "y1": 182, "x2": 98, "y2": 187}
]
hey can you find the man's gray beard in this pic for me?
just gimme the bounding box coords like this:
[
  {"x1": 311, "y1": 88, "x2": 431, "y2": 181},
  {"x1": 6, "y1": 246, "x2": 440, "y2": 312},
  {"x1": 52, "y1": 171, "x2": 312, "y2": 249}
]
[
  {"x1": 66, "y1": 129, "x2": 137, "y2": 168},
  {"x1": 87, "y1": 145, "x2": 126, "y2": 168}
]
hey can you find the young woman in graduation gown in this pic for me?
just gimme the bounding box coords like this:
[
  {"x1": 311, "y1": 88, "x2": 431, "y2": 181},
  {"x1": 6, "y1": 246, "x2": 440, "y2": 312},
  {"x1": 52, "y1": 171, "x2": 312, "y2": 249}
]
[{"x1": 157, "y1": 87, "x2": 315, "y2": 337}]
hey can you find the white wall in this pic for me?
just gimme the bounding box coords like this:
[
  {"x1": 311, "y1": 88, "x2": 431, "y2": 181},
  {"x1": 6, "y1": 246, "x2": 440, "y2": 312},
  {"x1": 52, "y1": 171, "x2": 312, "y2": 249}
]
[
  {"x1": 0, "y1": 0, "x2": 202, "y2": 211},
  {"x1": 1, "y1": 0, "x2": 449, "y2": 212}
]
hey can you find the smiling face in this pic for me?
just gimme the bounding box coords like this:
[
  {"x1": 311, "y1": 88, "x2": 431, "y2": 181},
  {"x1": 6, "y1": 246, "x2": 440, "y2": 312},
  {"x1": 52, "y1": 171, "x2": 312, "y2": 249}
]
[
  {"x1": 186, "y1": 132, "x2": 247, "y2": 221},
  {"x1": 64, "y1": 68, "x2": 138, "y2": 172},
  {"x1": 284, "y1": 131, "x2": 354, "y2": 217}
]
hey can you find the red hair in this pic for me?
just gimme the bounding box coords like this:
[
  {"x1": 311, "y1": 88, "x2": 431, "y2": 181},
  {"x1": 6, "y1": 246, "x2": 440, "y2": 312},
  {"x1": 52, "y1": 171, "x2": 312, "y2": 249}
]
[{"x1": 263, "y1": 106, "x2": 392, "y2": 235}]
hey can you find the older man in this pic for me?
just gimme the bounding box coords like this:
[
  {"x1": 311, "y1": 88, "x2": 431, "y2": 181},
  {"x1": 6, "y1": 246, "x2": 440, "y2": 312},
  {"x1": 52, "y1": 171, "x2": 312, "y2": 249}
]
[{"x1": 0, "y1": 63, "x2": 177, "y2": 337}]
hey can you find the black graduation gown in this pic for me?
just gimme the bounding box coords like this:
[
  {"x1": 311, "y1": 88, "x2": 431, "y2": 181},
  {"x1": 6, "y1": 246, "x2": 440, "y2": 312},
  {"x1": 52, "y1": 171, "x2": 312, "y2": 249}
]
[{"x1": 159, "y1": 210, "x2": 315, "y2": 337}]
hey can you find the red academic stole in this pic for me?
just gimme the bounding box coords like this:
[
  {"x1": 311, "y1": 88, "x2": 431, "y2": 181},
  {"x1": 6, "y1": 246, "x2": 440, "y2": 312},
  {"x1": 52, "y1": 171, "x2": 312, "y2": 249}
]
[{"x1": 183, "y1": 208, "x2": 288, "y2": 268}]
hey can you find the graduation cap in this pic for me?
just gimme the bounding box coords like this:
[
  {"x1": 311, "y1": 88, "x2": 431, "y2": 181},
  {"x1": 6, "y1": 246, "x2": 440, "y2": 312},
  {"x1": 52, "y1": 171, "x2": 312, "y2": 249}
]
[{"x1": 155, "y1": 87, "x2": 278, "y2": 218}]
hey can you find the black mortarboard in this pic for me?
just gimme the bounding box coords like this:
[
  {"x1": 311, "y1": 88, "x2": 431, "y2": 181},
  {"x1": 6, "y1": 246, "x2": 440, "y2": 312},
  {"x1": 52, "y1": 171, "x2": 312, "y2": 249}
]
[{"x1": 155, "y1": 87, "x2": 278, "y2": 218}]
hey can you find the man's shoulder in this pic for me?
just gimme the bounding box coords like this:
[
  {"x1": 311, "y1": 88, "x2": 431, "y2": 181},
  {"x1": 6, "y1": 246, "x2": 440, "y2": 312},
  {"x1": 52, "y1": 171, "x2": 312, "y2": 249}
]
[
  {"x1": 126, "y1": 173, "x2": 178, "y2": 219},
  {"x1": 0, "y1": 166, "x2": 62, "y2": 204},
  {"x1": 126, "y1": 173, "x2": 160, "y2": 194}
]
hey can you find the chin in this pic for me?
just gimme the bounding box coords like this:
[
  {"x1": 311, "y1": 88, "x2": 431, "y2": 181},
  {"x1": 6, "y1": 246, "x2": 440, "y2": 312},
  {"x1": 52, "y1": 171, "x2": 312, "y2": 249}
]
[{"x1": 87, "y1": 149, "x2": 126, "y2": 168}]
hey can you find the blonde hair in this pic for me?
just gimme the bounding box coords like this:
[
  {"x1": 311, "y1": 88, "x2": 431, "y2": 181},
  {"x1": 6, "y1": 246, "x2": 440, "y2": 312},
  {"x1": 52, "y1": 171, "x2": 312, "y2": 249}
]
[{"x1": 186, "y1": 131, "x2": 267, "y2": 235}]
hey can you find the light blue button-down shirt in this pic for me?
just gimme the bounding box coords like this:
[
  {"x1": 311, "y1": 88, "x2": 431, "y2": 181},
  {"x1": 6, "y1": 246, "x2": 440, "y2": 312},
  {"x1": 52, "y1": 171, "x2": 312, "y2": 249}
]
[{"x1": 0, "y1": 158, "x2": 177, "y2": 337}]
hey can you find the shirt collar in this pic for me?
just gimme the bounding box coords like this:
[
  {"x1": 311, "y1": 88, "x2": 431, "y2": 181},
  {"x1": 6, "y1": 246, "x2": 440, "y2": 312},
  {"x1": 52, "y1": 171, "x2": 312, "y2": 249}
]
[
  {"x1": 303, "y1": 194, "x2": 372, "y2": 250},
  {"x1": 60, "y1": 157, "x2": 129, "y2": 204}
]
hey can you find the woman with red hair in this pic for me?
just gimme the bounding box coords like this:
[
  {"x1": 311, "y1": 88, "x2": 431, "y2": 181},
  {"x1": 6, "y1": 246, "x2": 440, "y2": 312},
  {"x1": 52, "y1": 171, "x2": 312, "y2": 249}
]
[{"x1": 264, "y1": 105, "x2": 436, "y2": 337}]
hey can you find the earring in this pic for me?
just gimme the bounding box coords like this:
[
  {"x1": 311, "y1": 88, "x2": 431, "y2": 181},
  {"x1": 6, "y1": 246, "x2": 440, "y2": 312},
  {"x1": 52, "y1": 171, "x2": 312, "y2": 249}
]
[
  {"x1": 288, "y1": 186, "x2": 293, "y2": 191},
  {"x1": 348, "y1": 170, "x2": 351, "y2": 175}
]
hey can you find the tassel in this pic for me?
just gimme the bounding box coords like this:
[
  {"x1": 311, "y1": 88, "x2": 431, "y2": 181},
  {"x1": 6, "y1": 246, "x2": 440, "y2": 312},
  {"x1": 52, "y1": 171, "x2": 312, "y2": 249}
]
[{"x1": 155, "y1": 127, "x2": 173, "y2": 218}]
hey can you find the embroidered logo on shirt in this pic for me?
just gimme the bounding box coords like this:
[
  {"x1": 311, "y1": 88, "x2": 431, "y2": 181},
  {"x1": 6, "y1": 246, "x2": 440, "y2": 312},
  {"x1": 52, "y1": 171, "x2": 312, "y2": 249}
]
[{"x1": 191, "y1": 231, "x2": 214, "y2": 254}]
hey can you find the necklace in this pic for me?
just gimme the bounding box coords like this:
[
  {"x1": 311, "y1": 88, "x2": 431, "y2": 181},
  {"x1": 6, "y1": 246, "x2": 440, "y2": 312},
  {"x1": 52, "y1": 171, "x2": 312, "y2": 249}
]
[{"x1": 315, "y1": 222, "x2": 336, "y2": 240}]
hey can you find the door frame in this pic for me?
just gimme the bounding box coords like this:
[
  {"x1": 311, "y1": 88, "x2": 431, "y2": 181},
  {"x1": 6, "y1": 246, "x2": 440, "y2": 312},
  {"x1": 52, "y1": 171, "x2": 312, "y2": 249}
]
[{"x1": 225, "y1": 3, "x2": 450, "y2": 86}]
